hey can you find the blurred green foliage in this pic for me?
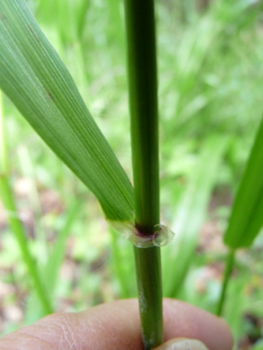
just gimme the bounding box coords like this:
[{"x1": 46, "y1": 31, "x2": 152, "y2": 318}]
[{"x1": 1, "y1": 0, "x2": 263, "y2": 348}]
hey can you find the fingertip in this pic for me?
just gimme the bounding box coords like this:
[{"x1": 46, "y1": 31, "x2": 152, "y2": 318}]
[
  {"x1": 163, "y1": 299, "x2": 233, "y2": 350},
  {"x1": 0, "y1": 299, "x2": 233, "y2": 350},
  {"x1": 153, "y1": 338, "x2": 210, "y2": 350}
]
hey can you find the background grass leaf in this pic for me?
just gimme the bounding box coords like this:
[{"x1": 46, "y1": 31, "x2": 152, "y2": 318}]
[
  {"x1": 224, "y1": 116, "x2": 263, "y2": 249},
  {"x1": 24, "y1": 201, "x2": 80, "y2": 323},
  {"x1": 162, "y1": 136, "x2": 228, "y2": 297}
]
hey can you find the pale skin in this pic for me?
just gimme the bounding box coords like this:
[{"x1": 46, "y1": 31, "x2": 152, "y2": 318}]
[{"x1": 0, "y1": 298, "x2": 233, "y2": 350}]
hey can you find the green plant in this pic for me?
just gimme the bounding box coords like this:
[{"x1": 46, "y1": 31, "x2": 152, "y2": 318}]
[
  {"x1": 124, "y1": 1, "x2": 162, "y2": 348},
  {"x1": 1, "y1": 0, "x2": 263, "y2": 348},
  {"x1": 217, "y1": 115, "x2": 263, "y2": 316},
  {"x1": 0, "y1": 0, "x2": 163, "y2": 347}
]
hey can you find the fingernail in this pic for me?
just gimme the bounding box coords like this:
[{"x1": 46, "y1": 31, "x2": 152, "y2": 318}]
[{"x1": 153, "y1": 338, "x2": 209, "y2": 350}]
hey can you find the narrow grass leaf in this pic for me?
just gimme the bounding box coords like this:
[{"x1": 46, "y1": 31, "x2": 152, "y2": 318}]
[
  {"x1": 0, "y1": 92, "x2": 8, "y2": 174},
  {"x1": 224, "y1": 116, "x2": 263, "y2": 248},
  {"x1": 25, "y1": 201, "x2": 80, "y2": 323},
  {"x1": 44, "y1": 201, "x2": 80, "y2": 294},
  {"x1": 0, "y1": 0, "x2": 134, "y2": 222},
  {"x1": 162, "y1": 136, "x2": 228, "y2": 297},
  {"x1": 0, "y1": 175, "x2": 53, "y2": 315},
  {"x1": 0, "y1": 90, "x2": 52, "y2": 315}
]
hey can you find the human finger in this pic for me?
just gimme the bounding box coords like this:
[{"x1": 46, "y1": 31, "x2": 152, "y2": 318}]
[{"x1": 0, "y1": 298, "x2": 233, "y2": 350}]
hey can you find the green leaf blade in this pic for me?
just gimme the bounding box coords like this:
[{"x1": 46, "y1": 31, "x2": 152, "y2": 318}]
[
  {"x1": 0, "y1": 0, "x2": 134, "y2": 221},
  {"x1": 224, "y1": 116, "x2": 263, "y2": 249}
]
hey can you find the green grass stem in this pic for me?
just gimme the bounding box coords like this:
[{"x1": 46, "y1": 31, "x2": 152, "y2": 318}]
[
  {"x1": 133, "y1": 247, "x2": 163, "y2": 349},
  {"x1": 216, "y1": 249, "x2": 236, "y2": 316},
  {"x1": 124, "y1": 0, "x2": 163, "y2": 348}
]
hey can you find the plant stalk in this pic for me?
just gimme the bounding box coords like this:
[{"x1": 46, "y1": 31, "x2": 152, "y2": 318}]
[
  {"x1": 124, "y1": 1, "x2": 163, "y2": 349},
  {"x1": 216, "y1": 249, "x2": 235, "y2": 316}
]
